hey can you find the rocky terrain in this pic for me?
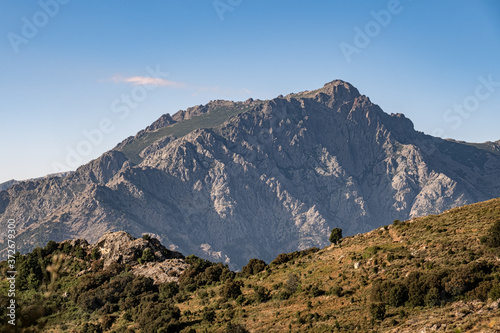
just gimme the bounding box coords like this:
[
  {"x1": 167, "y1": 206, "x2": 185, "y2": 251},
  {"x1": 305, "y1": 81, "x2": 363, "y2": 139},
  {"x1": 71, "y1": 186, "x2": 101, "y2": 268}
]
[
  {"x1": 0, "y1": 171, "x2": 72, "y2": 192},
  {"x1": 1, "y1": 198, "x2": 499, "y2": 332},
  {"x1": 60, "y1": 231, "x2": 186, "y2": 284},
  {"x1": 1, "y1": 80, "x2": 500, "y2": 269}
]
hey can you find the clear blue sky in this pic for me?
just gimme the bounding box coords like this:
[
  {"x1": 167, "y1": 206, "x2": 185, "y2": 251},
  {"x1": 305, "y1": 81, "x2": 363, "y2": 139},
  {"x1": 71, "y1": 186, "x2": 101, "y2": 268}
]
[{"x1": 1, "y1": 0, "x2": 499, "y2": 183}]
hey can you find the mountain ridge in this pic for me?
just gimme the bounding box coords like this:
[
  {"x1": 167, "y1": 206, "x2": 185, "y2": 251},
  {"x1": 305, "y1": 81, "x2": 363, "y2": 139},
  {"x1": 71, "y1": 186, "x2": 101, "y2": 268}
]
[{"x1": 1, "y1": 80, "x2": 499, "y2": 269}]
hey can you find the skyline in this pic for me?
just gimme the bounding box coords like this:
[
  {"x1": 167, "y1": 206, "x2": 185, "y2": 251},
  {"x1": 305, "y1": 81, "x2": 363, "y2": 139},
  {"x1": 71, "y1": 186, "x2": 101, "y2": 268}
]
[{"x1": 1, "y1": 0, "x2": 499, "y2": 183}]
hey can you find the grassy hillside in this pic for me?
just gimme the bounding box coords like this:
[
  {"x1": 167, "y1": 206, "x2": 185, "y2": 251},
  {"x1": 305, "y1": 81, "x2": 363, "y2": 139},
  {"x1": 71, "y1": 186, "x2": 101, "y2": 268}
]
[
  {"x1": 1, "y1": 198, "x2": 499, "y2": 332},
  {"x1": 120, "y1": 103, "x2": 257, "y2": 164}
]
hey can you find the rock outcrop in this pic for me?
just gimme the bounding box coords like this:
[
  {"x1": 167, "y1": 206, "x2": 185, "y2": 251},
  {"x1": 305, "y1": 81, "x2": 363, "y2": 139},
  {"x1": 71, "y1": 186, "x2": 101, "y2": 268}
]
[{"x1": 93, "y1": 231, "x2": 183, "y2": 268}]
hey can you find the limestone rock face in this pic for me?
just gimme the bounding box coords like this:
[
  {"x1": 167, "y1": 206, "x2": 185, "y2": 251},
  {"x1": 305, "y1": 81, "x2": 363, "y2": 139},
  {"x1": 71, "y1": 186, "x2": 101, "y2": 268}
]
[
  {"x1": 1, "y1": 80, "x2": 499, "y2": 269},
  {"x1": 130, "y1": 259, "x2": 189, "y2": 284},
  {"x1": 93, "y1": 231, "x2": 183, "y2": 268}
]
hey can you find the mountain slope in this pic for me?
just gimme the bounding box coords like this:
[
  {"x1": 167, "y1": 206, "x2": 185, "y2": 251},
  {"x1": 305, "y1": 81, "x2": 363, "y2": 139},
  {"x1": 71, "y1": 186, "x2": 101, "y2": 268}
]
[
  {"x1": 1, "y1": 198, "x2": 499, "y2": 332},
  {"x1": 1, "y1": 80, "x2": 500, "y2": 268}
]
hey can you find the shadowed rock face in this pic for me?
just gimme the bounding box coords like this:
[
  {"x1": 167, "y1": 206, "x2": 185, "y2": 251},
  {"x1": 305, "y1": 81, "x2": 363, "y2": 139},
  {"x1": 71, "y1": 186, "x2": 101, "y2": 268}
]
[{"x1": 1, "y1": 80, "x2": 499, "y2": 269}]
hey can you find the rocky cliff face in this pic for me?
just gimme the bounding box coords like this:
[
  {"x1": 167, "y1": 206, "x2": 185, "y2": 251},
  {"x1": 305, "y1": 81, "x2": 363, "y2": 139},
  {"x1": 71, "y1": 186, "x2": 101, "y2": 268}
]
[
  {"x1": 59, "y1": 231, "x2": 186, "y2": 284},
  {"x1": 1, "y1": 80, "x2": 499, "y2": 269}
]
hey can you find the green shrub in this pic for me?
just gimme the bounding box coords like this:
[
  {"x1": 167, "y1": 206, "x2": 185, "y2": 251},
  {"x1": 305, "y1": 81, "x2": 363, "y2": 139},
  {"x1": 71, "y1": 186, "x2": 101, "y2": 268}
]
[
  {"x1": 44, "y1": 240, "x2": 59, "y2": 255},
  {"x1": 369, "y1": 302, "x2": 386, "y2": 320},
  {"x1": 159, "y1": 282, "x2": 179, "y2": 299},
  {"x1": 224, "y1": 322, "x2": 250, "y2": 333},
  {"x1": 74, "y1": 246, "x2": 85, "y2": 259},
  {"x1": 241, "y1": 258, "x2": 267, "y2": 276},
  {"x1": 138, "y1": 248, "x2": 155, "y2": 264},
  {"x1": 286, "y1": 274, "x2": 300, "y2": 294},
  {"x1": 309, "y1": 285, "x2": 325, "y2": 297},
  {"x1": 484, "y1": 220, "x2": 500, "y2": 248},
  {"x1": 221, "y1": 280, "x2": 243, "y2": 300},
  {"x1": 251, "y1": 286, "x2": 270, "y2": 303},
  {"x1": 329, "y1": 228, "x2": 343, "y2": 245},
  {"x1": 489, "y1": 282, "x2": 500, "y2": 300},
  {"x1": 203, "y1": 309, "x2": 216, "y2": 322},
  {"x1": 270, "y1": 248, "x2": 319, "y2": 266},
  {"x1": 424, "y1": 287, "x2": 441, "y2": 307},
  {"x1": 388, "y1": 282, "x2": 408, "y2": 307},
  {"x1": 329, "y1": 285, "x2": 343, "y2": 297},
  {"x1": 90, "y1": 248, "x2": 101, "y2": 260}
]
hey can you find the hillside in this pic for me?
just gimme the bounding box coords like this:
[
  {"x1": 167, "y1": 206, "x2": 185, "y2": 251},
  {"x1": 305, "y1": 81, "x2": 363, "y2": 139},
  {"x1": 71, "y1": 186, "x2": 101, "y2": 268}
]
[
  {"x1": 1, "y1": 198, "x2": 499, "y2": 332},
  {"x1": 1, "y1": 80, "x2": 500, "y2": 269}
]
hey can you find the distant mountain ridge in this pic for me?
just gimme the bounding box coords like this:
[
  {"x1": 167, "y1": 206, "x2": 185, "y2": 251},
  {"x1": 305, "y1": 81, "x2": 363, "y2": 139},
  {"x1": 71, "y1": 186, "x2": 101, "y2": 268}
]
[
  {"x1": 1, "y1": 80, "x2": 499, "y2": 269},
  {"x1": 0, "y1": 171, "x2": 73, "y2": 191}
]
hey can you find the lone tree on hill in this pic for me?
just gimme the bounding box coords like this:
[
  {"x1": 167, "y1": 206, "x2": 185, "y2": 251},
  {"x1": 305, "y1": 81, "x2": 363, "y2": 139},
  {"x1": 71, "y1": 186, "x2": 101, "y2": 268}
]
[{"x1": 329, "y1": 228, "x2": 343, "y2": 245}]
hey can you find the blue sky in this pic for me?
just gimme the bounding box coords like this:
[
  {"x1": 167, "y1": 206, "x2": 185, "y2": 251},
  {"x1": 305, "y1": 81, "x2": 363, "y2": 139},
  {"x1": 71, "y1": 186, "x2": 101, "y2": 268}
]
[{"x1": 0, "y1": 0, "x2": 499, "y2": 183}]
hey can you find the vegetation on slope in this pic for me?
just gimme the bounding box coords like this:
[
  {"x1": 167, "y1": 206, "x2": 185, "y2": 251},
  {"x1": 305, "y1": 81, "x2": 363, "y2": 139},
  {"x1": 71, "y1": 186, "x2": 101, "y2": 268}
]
[
  {"x1": 120, "y1": 103, "x2": 258, "y2": 164},
  {"x1": 1, "y1": 198, "x2": 499, "y2": 332}
]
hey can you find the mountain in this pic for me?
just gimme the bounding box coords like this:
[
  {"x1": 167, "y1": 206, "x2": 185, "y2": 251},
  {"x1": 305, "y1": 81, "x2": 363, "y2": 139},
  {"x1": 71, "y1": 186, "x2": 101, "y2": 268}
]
[
  {"x1": 2, "y1": 198, "x2": 499, "y2": 332},
  {"x1": 0, "y1": 171, "x2": 73, "y2": 191},
  {"x1": 1, "y1": 80, "x2": 500, "y2": 269},
  {"x1": 0, "y1": 180, "x2": 18, "y2": 192}
]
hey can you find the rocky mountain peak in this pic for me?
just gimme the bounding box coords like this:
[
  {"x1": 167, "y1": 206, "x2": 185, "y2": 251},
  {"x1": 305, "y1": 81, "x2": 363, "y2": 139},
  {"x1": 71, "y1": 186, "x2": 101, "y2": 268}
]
[
  {"x1": 1, "y1": 80, "x2": 499, "y2": 270},
  {"x1": 320, "y1": 79, "x2": 360, "y2": 96}
]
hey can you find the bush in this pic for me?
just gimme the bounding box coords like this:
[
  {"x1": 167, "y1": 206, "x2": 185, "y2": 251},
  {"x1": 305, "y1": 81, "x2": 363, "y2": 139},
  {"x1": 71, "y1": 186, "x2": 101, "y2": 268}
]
[
  {"x1": 203, "y1": 309, "x2": 216, "y2": 322},
  {"x1": 221, "y1": 280, "x2": 243, "y2": 300},
  {"x1": 79, "y1": 322, "x2": 103, "y2": 333},
  {"x1": 74, "y1": 246, "x2": 85, "y2": 259},
  {"x1": 489, "y1": 282, "x2": 500, "y2": 300},
  {"x1": 270, "y1": 248, "x2": 319, "y2": 266},
  {"x1": 329, "y1": 285, "x2": 343, "y2": 297},
  {"x1": 242, "y1": 259, "x2": 267, "y2": 276},
  {"x1": 44, "y1": 240, "x2": 59, "y2": 255},
  {"x1": 309, "y1": 285, "x2": 325, "y2": 297},
  {"x1": 484, "y1": 220, "x2": 500, "y2": 248},
  {"x1": 388, "y1": 283, "x2": 408, "y2": 307},
  {"x1": 224, "y1": 322, "x2": 250, "y2": 333},
  {"x1": 17, "y1": 252, "x2": 44, "y2": 291},
  {"x1": 286, "y1": 274, "x2": 300, "y2": 294},
  {"x1": 135, "y1": 301, "x2": 181, "y2": 331},
  {"x1": 179, "y1": 257, "x2": 233, "y2": 290},
  {"x1": 90, "y1": 248, "x2": 101, "y2": 260},
  {"x1": 124, "y1": 276, "x2": 156, "y2": 296},
  {"x1": 424, "y1": 287, "x2": 441, "y2": 307},
  {"x1": 138, "y1": 248, "x2": 155, "y2": 264},
  {"x1": 369, "y1": 302, "x2": 386, "y2": 320},
  {"x1": 251, "y1": 286, "x2": 270, "y2": 303},
  {"x1": 160, "y1": 282, "x2": 179, "y2": 299},
  {"x1": 329, "y1": 228, "x2": 343, "y2": 245}
]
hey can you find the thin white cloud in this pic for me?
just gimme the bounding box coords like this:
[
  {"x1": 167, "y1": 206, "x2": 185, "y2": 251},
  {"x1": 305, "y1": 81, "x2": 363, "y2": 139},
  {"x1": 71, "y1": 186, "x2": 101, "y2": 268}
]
[{"x1": 110, "y1": 75, "x2": 185, "y2": 87}]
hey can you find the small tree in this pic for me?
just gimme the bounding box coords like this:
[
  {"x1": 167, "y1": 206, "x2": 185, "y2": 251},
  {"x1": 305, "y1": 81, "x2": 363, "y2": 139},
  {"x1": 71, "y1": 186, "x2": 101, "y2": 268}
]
[
  {"x1": 329, "y1": 228, "x2": 343, "y2": 245},
  {"x1": 138, "y1": 248, "x2": 155, "y2": 264},
  {"x1": 90, "y1": 248, "x2": 101, "y2": 260},
  {"x1": 242, "y1": 258, "x2": 267, "y2": 276},
  {"x1": 485, "y1": 220, "x2": 500, "y2": 248},
  {"x1": 220, "y1": 280, "x2": 243, "y2": 300}
]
